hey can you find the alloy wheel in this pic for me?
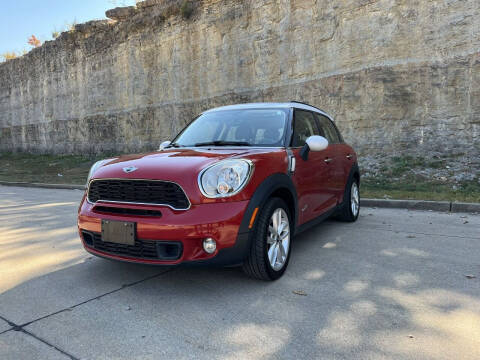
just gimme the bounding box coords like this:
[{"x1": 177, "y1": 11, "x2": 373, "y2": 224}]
[
  {"x1": 351, "y1": 182, "x2": 360, "y2": 217},
  {"x1": 267, "y1": 208, "x2": 290, "y2": 271}
]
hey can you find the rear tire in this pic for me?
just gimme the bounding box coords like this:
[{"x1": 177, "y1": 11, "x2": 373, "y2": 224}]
[
  {"x1": 242, "y1": 198, "x2": 292, "y2": 281},
  {"x1": 336, "y1": 177, "x2": 360, "y2": 222}
]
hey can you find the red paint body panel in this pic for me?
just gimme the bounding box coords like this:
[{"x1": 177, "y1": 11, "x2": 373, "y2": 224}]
[
  {"x1": 290, "y1": 143, "x2": 357, "y2": 224},
  {"x1": 91, "y1": 148, "x2": 288, "y2": 205},
  {"x1": 78, "y1": 197, "x2": 249, "y2": 264},
  {"x1": 78, "y1": 148, "x2": 290, "y2": 264},
  {"x1": 78, "y1": 137, "x2": 357, "y2": 265},
  {"x1": 291, "y1": 147, "x2": 337, "y2": 224}
]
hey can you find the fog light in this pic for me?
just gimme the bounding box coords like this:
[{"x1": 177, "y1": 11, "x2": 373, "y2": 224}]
[{"x1": 203, "y1": 238, "x2": 216, "y2": 254}]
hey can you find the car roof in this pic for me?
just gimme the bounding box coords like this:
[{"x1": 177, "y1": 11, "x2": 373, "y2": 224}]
[{"x1": 203, "y1": 102, "x2": 333, "y2": 120}]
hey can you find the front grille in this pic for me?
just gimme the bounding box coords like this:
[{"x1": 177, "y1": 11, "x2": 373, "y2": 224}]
[
  {"x1": 82, "y1": 231, "x2": 182, "y2": 260},
  {"x1": 87, "y1": 179, "x2": 190, "y2": 210}
]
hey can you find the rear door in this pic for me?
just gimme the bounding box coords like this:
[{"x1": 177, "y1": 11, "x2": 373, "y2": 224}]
[
  {"x1": 290, "y1": 109, "x2": 337, "y2": 225},
  {"x1": 315, "y1": 114, "x2": 346, "y2": 201}
]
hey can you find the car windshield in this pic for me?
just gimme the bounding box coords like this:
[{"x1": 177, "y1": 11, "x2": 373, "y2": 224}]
[{"x1": 172, "y1": 108, "x2": 289, "y2": 147}]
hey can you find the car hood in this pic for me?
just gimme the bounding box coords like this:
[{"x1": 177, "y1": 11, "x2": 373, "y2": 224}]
[{"x1": 92, "y1": 148, "x2": 264, "y2": 182}]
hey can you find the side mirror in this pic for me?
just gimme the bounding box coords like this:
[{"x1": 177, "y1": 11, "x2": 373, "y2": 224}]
[
  {"x1": 300, "y1": 135, "x2": 329, "y2": 161},
  {"x1": 159, "y1": 141, "x2": 171, "y2": 151}
]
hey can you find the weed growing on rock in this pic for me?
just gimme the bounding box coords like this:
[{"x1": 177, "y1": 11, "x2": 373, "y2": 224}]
[{"x1": 180, "y1": 1, "x2": 194, "y2": 19}]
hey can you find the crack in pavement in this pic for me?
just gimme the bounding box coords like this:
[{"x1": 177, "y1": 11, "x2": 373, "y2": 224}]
[
  {"x1": 0, "y1": 268, "x2": 174, "y2": 359},
  {"x1": 21, "y1": 269, "x2": 174, "y2": 328},
  {"x1": 0, "y1": 313, "x2": 78, "y2": 360},
  {"x1": 0, "y1": 315, "x2": 13, "y2": 335},
  {"x1": 23, "y1": 329, "x2": 79, "y2": 359}
]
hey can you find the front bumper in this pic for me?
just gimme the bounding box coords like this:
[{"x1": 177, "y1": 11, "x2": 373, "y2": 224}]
[{"x1": 78, "y1": 197, "x2": 251, "y2": 265}]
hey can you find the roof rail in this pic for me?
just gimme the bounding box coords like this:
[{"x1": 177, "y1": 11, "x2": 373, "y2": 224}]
[{"x1": 289, "y1": 101, "x2": 326, "y2": 113}]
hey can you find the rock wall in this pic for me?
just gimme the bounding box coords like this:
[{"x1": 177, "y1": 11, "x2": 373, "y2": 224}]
[{"x1": 0, "y1": 0, "x2": 479, "y2": 157}]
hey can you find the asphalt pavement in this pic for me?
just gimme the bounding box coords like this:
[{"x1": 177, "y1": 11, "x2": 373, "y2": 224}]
[{"x1": 0, "y1": 185, "x2": 479, "y2": 360}]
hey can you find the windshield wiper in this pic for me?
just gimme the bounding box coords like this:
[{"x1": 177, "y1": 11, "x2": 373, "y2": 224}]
[
  {"x1": 194, "y1": 141, "x2": 251, "y2": 147},
  {"x1": 165, "y1": 142, "x2": 183, "y2": 148}
]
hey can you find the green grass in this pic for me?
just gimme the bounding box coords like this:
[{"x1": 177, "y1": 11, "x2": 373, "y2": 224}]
[
  {"x1": 361, "y1": 154, "x2": 480, "y2": 202},
  {"x1": 389, "y1": 156, "x2": 444, "y2": 177},
  {"x1": 0, "y1": 152, "x2": 100, "y2": 185},
  {"x1": 1, "y1": 152, "x2": 479, "y2": 203},
  {"x1": 362, "y1": 177, "x2": 480, "y2": 203},
  {"x1": 385, "y1": 155, "x2": 450, "y2": 177}
]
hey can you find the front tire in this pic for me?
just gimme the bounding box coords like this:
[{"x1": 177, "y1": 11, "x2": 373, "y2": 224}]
[{"x1": 242, "y1": 198, "x2": 292, "y2": 281}]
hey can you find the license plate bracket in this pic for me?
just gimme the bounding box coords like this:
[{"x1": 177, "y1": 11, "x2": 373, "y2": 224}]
[{"x1": 101, "y1": 220, "x2": 135, "y2": 245}]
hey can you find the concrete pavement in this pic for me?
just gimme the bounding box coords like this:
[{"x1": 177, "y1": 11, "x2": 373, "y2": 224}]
[{"x1": 0, "y1": 185, "x2": 479, "y2": 359}]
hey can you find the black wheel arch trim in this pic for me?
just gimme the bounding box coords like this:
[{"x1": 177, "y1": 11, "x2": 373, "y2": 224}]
[
  {"x1": 351, "y1": 161, "x2": 360, "y2": 183},
  {"x1": 238, "y1": 172, "x2": 298, "y2": 234},
  {"x1": 341, "y1": 162, "x2": 360, "y2": 205},
  {"x1": 191, "y1": 164, "x2": 360, "y2": 267},
  {"x1": 180, "y1": 173, "x2": 299, "y2": 267},
  {"x1": 347, "y1": 162, "x2": 360, "y2": 187},
  {"x1": 206, "y1": 172, "x2": 299, "y2": 266}
]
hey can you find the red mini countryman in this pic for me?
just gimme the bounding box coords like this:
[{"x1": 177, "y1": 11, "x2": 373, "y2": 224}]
[{"x1": 78, "y1": 102, "x2": 360, "y2": 280}]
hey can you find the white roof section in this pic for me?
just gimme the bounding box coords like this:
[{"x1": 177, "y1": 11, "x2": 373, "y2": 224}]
[{"x1": 203, "y1": 102, "x2": 333, "y2": 120}]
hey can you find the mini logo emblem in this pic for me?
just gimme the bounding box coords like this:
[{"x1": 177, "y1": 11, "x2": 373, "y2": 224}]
[{"x1": 122, "y1": 166, "x2": 138, "y2": 173}]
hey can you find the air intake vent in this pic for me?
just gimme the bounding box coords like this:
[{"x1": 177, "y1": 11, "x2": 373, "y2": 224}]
[
  {"x1": 81, "y1": 231, "x2": 182, "y2": 260},
  {"x1": 93, "y1": 206, "x2": 162, "y2": 217}
]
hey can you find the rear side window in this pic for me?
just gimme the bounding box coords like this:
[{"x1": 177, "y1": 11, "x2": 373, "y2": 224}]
[
  {"x1": 291, "y1": 110, "x2": 320, "y2": 147},
  {"x1": 316, "y1": 114, "x2": 341, "y2": 144}
]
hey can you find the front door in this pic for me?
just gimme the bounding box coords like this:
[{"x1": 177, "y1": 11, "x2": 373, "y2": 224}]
[{"x1": 290, "y1": 109, "x2": 337, "y2": 225}]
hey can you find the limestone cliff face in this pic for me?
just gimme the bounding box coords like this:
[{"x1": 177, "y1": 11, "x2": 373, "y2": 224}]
[{"x1": 0, "y1": 0, "x2": 479, "y2": 156}]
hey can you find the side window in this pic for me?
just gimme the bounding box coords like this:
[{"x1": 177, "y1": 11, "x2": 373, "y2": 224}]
[
  {"x1": 291, "y1": 110, "x2": 320, "y2": 147},
  {"x1": 316, "y1": 114, "x2": 340, "y2": 144}
]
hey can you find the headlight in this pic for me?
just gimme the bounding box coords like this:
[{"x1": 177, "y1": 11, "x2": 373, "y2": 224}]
[
  {"x1": 199, "y1": 159, "x2": 253, "y2": 198},
  {"x1": 86, "y1": 159, "x2": 110, "y2": 185}
]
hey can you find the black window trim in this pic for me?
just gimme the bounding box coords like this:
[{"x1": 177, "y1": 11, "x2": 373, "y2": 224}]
[{"x1": 330, "y1": 119, "x2": 345, "y2": 143}]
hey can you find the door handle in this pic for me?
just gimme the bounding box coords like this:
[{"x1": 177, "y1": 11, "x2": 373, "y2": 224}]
[
  {"x1": 346, "y1": 154, "x2": 353, "y2": 159},
  {"x1": 324, "y1": 158, "x2": 333, "y2": 163}
]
